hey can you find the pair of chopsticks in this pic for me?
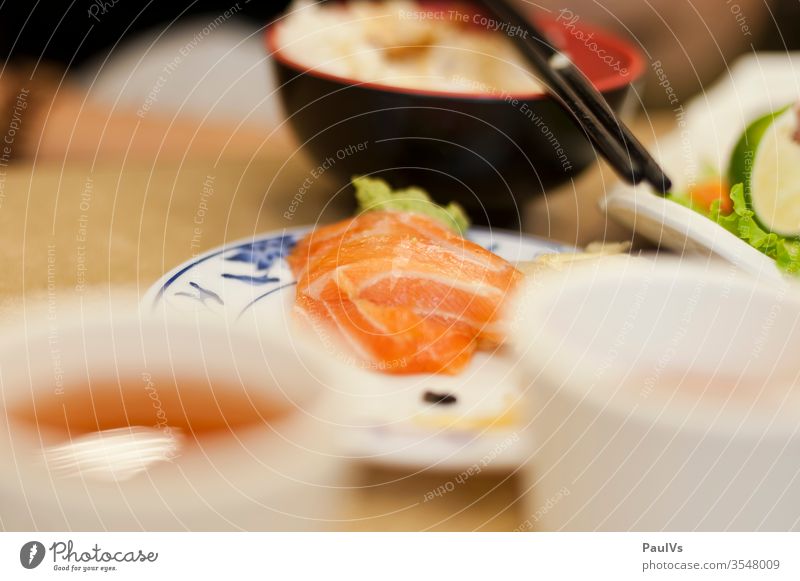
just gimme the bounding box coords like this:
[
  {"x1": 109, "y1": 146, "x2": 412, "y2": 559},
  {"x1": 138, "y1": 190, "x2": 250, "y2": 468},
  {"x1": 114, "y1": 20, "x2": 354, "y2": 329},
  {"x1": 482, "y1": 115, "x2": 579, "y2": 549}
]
[{"x1": 479, "y1": 0, "x2": 672, "y2": 194}]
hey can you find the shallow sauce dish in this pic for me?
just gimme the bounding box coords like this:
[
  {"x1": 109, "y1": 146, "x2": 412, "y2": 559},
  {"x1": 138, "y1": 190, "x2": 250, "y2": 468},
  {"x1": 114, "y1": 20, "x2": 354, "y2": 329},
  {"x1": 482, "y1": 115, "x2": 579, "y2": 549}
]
[{"x1": 0, "y1": 303, "x2": 353, "y2": 531}]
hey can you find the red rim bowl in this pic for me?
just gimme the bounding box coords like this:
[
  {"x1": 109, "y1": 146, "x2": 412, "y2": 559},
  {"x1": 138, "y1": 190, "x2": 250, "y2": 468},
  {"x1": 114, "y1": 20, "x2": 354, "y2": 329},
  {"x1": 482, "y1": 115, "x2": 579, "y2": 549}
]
[{"x1": 265, "y1": 5, "x2": 646, "y2": 100}]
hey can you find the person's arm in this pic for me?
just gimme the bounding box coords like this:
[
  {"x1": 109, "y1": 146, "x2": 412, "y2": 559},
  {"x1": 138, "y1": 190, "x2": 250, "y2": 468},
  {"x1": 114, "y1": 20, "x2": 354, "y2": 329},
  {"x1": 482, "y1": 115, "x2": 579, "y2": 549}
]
[
  {"x1": 2, "y1": 67, "x2": 289, "y2": 163},
  {"x1": 31, "y1": 86, "x2": 291, "y2": 163}
]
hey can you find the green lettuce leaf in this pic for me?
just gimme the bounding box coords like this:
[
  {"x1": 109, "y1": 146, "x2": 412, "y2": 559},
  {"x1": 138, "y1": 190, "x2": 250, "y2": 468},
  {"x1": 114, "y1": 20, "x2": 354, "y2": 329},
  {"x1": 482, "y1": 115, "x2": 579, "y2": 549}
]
[
  {"x1": 668, "y1": 183, "x2": 800, "y2": 275},
  {"x1": 353, "y1": 176, "x2": 470, "y2": 235}
]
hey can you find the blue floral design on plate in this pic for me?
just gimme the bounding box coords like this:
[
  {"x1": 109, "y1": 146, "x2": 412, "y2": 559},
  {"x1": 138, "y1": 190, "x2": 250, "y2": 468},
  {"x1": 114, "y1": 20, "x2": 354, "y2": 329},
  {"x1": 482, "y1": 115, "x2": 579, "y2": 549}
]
[
  {"x1": 174, "y1": 281, "x2": 225, "y2": 305},
  {"x1": 222, "y1": 235, "x2": 296, "y2": 284}
]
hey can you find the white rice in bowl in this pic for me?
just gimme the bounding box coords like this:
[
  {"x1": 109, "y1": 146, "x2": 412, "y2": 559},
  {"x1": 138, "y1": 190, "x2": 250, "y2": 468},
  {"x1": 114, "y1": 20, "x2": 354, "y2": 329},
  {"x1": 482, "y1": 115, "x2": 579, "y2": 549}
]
[{"x1": 274, "y1": 0, "x2": 544, "y2": 95}]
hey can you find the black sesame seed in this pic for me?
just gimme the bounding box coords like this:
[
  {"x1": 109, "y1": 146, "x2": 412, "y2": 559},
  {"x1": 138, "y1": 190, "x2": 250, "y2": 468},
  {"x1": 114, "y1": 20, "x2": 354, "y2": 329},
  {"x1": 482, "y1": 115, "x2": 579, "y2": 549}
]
[{"x1": 423, "y1": 390, "x2": 457, "y2": 405}]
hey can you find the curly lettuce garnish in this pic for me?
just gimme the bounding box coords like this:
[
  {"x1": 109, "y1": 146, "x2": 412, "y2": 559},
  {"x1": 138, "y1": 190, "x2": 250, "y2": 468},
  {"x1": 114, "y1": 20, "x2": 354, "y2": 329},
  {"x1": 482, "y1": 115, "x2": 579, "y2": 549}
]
[
  {"x1": 353, "y1": 176, "x2": 470, "y2": 235},
  {"x1": 669, "y1": 183, "x2": 800, "y2": 275}
]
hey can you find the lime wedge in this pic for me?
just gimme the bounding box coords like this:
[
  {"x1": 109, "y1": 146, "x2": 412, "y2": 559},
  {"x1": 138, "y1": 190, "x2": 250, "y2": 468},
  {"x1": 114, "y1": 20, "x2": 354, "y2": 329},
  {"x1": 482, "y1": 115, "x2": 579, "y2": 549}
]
[{"x1": 728, "y1": 105, "x2": 800, "y2": 236}]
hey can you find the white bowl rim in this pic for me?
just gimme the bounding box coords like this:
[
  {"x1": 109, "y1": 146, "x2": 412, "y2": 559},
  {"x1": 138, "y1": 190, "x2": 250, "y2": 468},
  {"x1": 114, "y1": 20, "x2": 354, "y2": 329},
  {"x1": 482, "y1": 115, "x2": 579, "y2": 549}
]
[{"x1": 510, "y1": 256, "x2": 800, "y2": 437}]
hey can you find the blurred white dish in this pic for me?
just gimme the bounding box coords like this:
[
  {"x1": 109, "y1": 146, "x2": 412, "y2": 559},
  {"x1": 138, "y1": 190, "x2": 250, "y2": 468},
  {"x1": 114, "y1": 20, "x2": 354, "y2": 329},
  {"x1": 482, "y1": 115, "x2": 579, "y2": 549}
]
[
  {"x1": 0, "y1": 299, "x2": 355, "y2": 531},
  {"x1": 510, "y1": 257, "x2": 800, "y2": 531}
]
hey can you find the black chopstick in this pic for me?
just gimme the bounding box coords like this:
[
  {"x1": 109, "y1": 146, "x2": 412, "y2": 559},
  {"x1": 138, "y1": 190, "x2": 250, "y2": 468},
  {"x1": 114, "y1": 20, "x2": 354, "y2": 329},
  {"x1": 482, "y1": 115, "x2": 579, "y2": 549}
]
[{"x1": 479, "y1": 0, "x2": 672, "y2": 194}]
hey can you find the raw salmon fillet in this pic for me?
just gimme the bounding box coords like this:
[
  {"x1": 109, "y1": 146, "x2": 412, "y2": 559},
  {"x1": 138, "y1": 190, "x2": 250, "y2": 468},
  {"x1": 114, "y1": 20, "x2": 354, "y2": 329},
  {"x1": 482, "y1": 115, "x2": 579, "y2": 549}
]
[{"x1": 288, "y1": 211, "x2": 522, "y2": 374}]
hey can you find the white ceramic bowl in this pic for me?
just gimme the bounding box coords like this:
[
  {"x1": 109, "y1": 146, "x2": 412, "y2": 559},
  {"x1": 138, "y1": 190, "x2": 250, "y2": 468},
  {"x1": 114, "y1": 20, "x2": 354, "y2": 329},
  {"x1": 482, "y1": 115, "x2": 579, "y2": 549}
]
[
  {"x1": 0, "y1": 299, "x2": 356, "y2": 531},
  {"x1": 510, "y1": 257, "x2": 800, "y2": 531}
]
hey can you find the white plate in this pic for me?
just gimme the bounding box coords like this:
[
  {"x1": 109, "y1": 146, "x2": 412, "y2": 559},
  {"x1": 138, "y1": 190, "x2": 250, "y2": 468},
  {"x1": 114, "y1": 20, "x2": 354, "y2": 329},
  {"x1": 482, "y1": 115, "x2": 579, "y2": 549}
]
[
  {"x1": 143, "y1": 226, "x2": 569, "y2": 470},
  {"x1": 603, "y1": 53, "x2": 800, "y2": 282}
]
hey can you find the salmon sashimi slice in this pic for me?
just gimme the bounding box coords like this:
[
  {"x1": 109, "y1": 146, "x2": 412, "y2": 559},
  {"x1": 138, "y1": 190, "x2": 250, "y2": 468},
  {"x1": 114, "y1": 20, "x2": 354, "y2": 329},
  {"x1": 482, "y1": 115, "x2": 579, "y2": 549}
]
[{"x1": 289, "y1": 211, "x2": 522, "y2": 375}]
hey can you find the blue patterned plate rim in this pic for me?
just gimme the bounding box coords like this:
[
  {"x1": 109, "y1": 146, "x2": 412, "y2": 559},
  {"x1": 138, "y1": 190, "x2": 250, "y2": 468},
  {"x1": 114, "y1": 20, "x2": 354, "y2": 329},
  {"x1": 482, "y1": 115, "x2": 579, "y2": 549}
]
[{"x1": 146, "y1": 225, "x2": 571, "y2": 309}]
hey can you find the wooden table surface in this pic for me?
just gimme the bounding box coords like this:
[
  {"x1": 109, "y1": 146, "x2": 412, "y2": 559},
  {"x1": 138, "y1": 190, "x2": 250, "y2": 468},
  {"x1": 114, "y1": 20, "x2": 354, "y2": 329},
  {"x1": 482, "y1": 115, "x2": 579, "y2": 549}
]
[{"x1": 0, "y1": 115, "x2": 674, "y2": 531}]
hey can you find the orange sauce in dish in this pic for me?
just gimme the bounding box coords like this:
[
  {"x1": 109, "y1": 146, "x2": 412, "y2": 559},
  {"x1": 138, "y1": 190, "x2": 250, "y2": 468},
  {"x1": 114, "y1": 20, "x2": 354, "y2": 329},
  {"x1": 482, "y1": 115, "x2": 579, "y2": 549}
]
[{"x1": 9, "y1": 375, "x2": 288, "y2": 442}]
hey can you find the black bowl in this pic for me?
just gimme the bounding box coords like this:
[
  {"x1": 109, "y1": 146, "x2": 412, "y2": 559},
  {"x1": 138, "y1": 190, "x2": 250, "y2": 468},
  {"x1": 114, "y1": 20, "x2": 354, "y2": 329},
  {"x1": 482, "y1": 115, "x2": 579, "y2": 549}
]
[{"x1": 267, "y1": 7, "x2": 645, "y2": 226}]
